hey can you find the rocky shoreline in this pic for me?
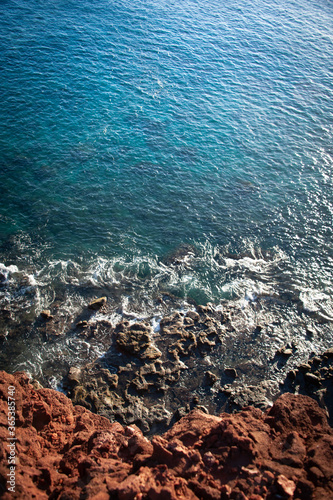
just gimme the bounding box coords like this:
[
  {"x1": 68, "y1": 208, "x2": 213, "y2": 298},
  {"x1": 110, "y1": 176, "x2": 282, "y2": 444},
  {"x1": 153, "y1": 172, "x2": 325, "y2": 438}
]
[
  {"x1": 1, "y1": 299, "x2": 332, "y2": 498},
  {"x1": 1, "y1": 252, "x2": 333, "y2": 437},
  {"x1": 51, "y1": 298, "x2": 333, "y2": 435},
  {"x1": 1, "y1": 272, "x2": 333, "y2": 497},
  {"x1": 1, "y1": 370, "x2": 333, "y2": 499}
]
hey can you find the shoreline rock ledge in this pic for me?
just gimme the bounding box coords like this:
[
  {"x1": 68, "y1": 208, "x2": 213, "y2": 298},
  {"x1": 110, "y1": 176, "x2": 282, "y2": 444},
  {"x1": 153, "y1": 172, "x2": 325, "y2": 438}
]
[{"x1": 0, "y1": 370, "x2": 333, "y2": 499}]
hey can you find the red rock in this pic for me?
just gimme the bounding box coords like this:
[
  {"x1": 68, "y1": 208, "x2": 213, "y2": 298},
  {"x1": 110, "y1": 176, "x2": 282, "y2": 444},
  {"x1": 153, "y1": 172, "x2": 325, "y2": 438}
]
[
  {"x1": 276, "y1": 474, "x2": 296, "y2": 497},
  {"x1": 1, "y1": 370, "x2": 333, "y2": 499}
]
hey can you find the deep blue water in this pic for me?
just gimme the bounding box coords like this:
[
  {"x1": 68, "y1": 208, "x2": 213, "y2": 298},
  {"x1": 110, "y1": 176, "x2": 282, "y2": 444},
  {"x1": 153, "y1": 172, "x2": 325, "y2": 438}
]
[{"x1": 0, "y1": 0, "x2": 332, "y2": 380}]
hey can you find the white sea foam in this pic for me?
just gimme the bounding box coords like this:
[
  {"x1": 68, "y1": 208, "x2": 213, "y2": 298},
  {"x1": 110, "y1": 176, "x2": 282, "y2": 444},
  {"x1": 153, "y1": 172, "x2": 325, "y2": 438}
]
[
  {"x1": 300, "y1": 289, "x2": 333, "y2": 321},
  {"x1": 152, "y1": 316, "x2": 161, "y2": 333},
  {"x1": 1, "y1": 237, "x2": 332, "y2": 390},
  {"x1": 0, "y1": 263, "x2": 19, "y2": 282}
]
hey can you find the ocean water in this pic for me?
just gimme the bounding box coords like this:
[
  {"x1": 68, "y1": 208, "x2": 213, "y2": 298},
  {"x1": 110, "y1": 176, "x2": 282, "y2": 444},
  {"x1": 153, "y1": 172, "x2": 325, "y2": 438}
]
[{"x1": 0, "y1": 0, "x2": 332, "y2": 389}]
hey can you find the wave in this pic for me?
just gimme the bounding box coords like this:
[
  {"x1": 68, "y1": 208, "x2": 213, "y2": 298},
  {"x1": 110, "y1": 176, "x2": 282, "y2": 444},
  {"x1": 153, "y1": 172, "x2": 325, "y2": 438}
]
[
  {"x1": 0, "y1": 239, "x2": 332, "y2": 390},
  {"x1": 0, "y1": 239, "x2": 331, "y2": 326}
]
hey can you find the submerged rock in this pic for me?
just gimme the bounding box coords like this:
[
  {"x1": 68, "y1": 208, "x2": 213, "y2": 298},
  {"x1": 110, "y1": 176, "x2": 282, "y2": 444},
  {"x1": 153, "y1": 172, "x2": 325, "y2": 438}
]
[
  {"x1": 76, "y1": 320, "x2": 88, "y2": 328},
  {"x1": 163, "y1": 243, "x2": 198, "y2": 266},
  {"x1": 224, "y1": 367, "x2": 238, "y2": 379}
]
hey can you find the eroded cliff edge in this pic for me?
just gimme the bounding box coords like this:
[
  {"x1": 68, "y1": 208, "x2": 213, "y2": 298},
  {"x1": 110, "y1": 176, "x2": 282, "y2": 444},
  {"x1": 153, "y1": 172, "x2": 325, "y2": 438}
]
[{"x1": 1, "y1": 370, "x2": 333, "y2": 499}]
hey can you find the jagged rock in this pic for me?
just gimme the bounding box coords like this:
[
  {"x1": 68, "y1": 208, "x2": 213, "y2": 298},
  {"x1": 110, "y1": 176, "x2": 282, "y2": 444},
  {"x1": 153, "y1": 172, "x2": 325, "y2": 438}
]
[
  {"x1": 280, "y1": 350, "x2": 333, "y2": 427},
  {"x1": 142, "y1": 345, "x2": 162, "y2": 360},
  {"x1": 276, "y1": 475, "x2": 297, "y2": 497},
  {"x1": 116, "y1": 326, "x2": 151, "y2": 356},
  {"x1": 186, "y1": 310, "x2": 200, "y2": 322},
  {"x1": 67, "y1": 366, "x2": 82, "y2": 385},
  {"x1": 1, "y1": 371, "x2": 333, "y2": 499},
  {"x1": 196, "y1": 304, "x2": 214, "y2": 314},
  {"x1": 99, "y1": 368, "x2": 118, "y2": 388}
]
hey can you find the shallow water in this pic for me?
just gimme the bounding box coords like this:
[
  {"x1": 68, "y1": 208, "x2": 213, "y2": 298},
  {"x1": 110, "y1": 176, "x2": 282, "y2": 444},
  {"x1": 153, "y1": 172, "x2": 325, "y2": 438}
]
[{"x1": 0, "y1": 0, "x2": 332, "y2": 399}]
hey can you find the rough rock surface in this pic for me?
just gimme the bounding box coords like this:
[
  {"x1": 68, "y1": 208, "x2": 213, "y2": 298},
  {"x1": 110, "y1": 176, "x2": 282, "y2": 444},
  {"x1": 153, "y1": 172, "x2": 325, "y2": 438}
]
[
  {"x1": 60, "y1": 300, "x2": 333, "y2": 435},
  {"x1": 280, "y1": 348, "x2": 333, "y2": 427},
  {"x1": 63, "y1": 308, "x2": 228, "y2": 434},
  {"x1": 1, "y1": 371, "x2": 333, "y2": 499}
]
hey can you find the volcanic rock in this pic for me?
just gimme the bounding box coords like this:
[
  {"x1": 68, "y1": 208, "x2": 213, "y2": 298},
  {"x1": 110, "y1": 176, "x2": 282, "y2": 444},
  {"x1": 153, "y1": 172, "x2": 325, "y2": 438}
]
[{"x1": 1, "y1": 371, "x2": 333, "y2": 499}]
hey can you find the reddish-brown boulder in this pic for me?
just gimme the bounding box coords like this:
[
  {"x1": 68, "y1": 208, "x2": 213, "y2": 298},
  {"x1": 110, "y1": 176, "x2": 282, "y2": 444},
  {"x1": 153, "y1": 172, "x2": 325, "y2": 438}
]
[{"x1": 0, "y1": 371, "x2": 333, "y2": 499}]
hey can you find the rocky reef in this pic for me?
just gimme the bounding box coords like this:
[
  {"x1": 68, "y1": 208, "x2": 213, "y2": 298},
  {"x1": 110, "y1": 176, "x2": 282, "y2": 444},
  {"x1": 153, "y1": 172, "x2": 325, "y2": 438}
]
[
  {"x1": 60, "y1": 301, "x2": 333, "y2": 435},
  {"x1": 63, "y1": 304, "x2": 230, "y2": 434},
  {"x1": 1, "y1": 370, "x2": 333, "y2": 499},
  {"x1": 1, "y1": 257, "x2": 333, "y2": 438}
]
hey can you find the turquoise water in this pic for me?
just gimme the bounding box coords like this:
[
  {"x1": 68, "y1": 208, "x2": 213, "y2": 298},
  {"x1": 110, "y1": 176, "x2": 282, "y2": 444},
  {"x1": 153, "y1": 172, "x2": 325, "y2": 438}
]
[{"x1": 0, "y1": 0, "x2": 332, "y2": 380}]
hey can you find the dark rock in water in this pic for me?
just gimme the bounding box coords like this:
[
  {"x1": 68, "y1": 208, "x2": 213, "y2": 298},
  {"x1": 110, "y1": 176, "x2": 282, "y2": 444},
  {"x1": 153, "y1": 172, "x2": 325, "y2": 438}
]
[
  {"x1": 59, "y1": 303, "x2": 230, "y2": 433},
  {"x1": 280, "y1": 351, "x2": 333, "y2": 427},
  {"x1": 324, "y1": 347, "x2": 333, "y2": 358},
  {"x1": 67, "y1": 366, "x2": 82, "y2": 385},
  {"x1": 196, "y1": 303, "x2": 214, "y2": 314},
  {"x1": 0, "y1": 272, "x2": 6, "y2": 283},
  {"x1": 115, "y1": 321, "x2": 162, "y2": 358},
  {"x1": 224, "y1": 367, "x2": 238, "y2": 379},
  {"x1": 142, "y1": 345, "x2": 162, "y2": 360},
  {"x1": 174, "y1": 405, "x2": 190, "y2": 421},
  {"x1": 304, "y1": 373, "x2": 321, "y2": 387},
  {"x1": 205, "y1": 371, "x2": 218, "y2": 385},
  {"x1": 0, "y1": 309, "x2": 11, "y2": 320},
  {"x1": 192, "y1": 395, "x2": 200, "y2": 405},
  {"x1": 287, "y1": 370, "x2": 297, "y2": 380},
  {"x1": 280, "y1": 348, "x2": 293, "y2": 357},
  {"x1": 306, "y1": 327, "x2": 315, "y2": 338},
  {"x1": 224, "y1": 382, "x2": 275, "y2": 411},
  {"x1": 88, "y1": 296, "x2": 107, "y2": 310},
  {"x1": 76, "y1": 320, "x2": 88, "y2": 328},
  {"x1": 99, "y1": 368, "x2": 118, "y2": 388},
  {"x1": 310, "y1": 356, "x2": 322, "y2": 366},
  {"x1": 0, "y1": 332, "x2": 7, "y2": 342},
  {"x1": 163, "y1": 243, "x2": 198, "y2": 266},
  {"x1": 40, "y1": 309, "x2": 53, "y2": 320},
  {"x1": 299, "y1": 363, "x2": 311, "y2": 372}
]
